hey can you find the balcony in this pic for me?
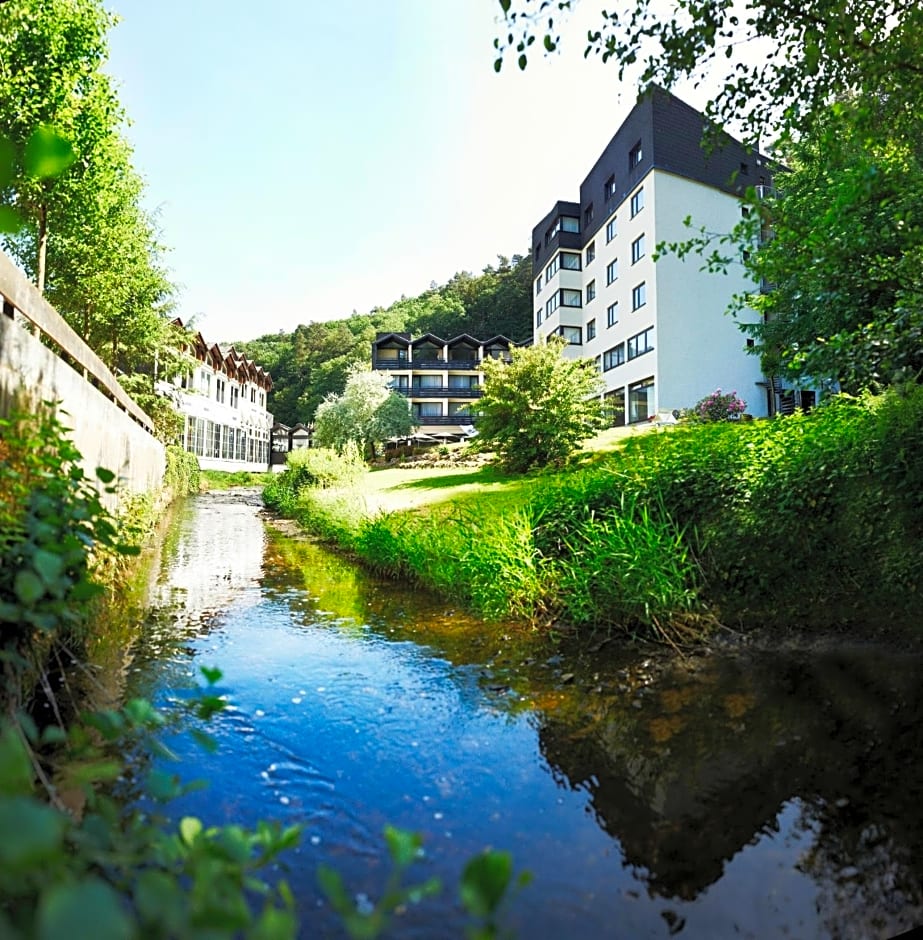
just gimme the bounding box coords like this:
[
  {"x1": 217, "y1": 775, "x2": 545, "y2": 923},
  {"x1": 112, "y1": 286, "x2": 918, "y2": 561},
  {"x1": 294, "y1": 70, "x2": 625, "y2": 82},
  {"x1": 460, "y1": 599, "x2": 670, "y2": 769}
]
[
  {"x1": 414, "y1": 414, "x2": 477, "y2": 426},
  {"x1": 399, "y1": 386, "x2": 482, "y2": 398}
]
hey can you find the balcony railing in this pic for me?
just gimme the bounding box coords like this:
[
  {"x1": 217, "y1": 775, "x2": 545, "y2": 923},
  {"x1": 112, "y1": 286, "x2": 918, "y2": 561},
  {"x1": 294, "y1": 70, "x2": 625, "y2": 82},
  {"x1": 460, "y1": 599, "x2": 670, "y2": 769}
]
[
  {"x1": 413, "y1": 414, "x2": 477, "y2": 426},
  {"x1": 395, "y1": 386, "x2": 482, "y2": 398},
  {"x1": 373, "y1": 355, "x2": 509, "y2": 371}
]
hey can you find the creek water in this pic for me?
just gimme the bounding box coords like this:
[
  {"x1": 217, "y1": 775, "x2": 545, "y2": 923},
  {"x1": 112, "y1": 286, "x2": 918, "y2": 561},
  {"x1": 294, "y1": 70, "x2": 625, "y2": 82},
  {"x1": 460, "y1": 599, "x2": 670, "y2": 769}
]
[{"x1": 120, "y1": 489, "x2": 923, "y2": 938}]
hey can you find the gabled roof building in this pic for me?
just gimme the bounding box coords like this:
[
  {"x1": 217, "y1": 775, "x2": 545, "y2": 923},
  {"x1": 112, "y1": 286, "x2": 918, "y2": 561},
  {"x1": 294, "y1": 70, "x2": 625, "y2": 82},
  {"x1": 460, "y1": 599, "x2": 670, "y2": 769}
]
[
  {"x1": 157, "y1": 321, "x2": 274, "y2": 470},
  {"x1": 371, "y1": 331, "x2": 517, "y2": 440}
]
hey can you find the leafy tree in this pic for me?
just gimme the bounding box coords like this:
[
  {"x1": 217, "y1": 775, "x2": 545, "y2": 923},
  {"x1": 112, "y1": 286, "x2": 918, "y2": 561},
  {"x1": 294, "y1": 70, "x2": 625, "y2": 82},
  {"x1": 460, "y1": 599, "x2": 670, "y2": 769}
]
[
  {"x1": 0, "y1": 0, "x2": 117, "y2": 290},
  {"x1": 475, "y1": 335, "x2": 604, "y2": 472},
  {"x1": 314, "y1": 367, "x2": 415, "y2": 459},
  {"x1": 740, "y1": 105, "x2": 923, "y2": 392},
  {"x1": 494, "y1": 0, "x2": 923, "y2": 145}
]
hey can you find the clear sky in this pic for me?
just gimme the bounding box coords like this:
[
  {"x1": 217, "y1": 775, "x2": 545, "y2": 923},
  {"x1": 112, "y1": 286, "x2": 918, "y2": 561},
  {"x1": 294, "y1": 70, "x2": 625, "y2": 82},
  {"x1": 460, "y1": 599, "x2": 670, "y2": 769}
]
[{"x1": 104, "y1": 0, "x2": 723, "y2": 343}]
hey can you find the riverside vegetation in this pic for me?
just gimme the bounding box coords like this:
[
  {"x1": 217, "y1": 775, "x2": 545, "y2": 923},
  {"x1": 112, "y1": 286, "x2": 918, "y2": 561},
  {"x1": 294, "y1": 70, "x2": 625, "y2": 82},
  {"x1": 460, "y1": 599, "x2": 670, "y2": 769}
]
[
  {"x1": 0, "y1": 408, "x2": 527, "y2": 939},
  {"x1": 263, "y1": 385, "x2": 923, "y2": 647}
]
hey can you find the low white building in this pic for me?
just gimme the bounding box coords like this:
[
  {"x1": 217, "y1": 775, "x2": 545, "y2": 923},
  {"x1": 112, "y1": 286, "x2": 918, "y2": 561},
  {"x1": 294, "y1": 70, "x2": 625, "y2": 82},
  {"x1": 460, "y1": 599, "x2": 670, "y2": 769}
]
[
  {"x1": 157, "y1": 324, "x2": 273, "y2": 472},
  {"x1": 532, "y1": 87, "x2": 798, "y2": 422}
]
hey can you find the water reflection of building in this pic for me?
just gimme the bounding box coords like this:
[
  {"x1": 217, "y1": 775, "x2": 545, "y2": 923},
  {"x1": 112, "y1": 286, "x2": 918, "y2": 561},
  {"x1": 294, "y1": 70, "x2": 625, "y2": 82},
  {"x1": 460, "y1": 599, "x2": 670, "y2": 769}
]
[
  {"x1": 147, "y1": 492, "x2": 267, "y2": 618},
  {"x1": 536, "y1": 650, "x2": 923, "y2": 919}
]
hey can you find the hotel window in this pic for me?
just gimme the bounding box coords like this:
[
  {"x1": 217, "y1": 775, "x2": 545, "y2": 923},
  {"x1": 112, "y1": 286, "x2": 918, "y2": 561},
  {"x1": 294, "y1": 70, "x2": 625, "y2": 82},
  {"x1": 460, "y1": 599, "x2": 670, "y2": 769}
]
[
  {"x1": 584, "y1": 203, "x2": 594, "y2": 226},
  {"x1": 627, "y1": 326, "x2": 654, "y2": 360},
  {"x1": 546, "y1": 292, "x2": 559, "y2": 316},
  {"x1": 607, "y1": 301, "x2": 619, "y2": 328},
  {"x1": 603, "y1": 343, "x2": 625, "y2": 371},
  {"x1": 631, "y1": 234, "x2": 645, "y2": 264},
  {"x1": 215, "y1": 378, "x2": 226, "y2": 404},
  {"x1": 606, "y1": 217, "x2": 617, "y2": 243},
  {"x1": 545, "y1": 254, "x2": 559, "y2": 282},
  {"x1": 605, "y1": 387, "x2": 626, "y2": 426},
  {"x1": 632, "y1": 281, "x2": 647, "y2": 310},
  {"x1": 586, "y1": 240, "x2": 596, "y2": 265},
  {"x1": 536, "y1": 308, "x2": 543, "y2": 327},
  {"x1": 629, "y1": 141, "x2": 643, "y2": 169},
  {"x1": 628, "y1": 377, "x2": 655, "y2": 423},
  {"x1": 557, "y1": 325, "x2": 582, "y2": 345},
  {"x1": 630, "y1": 187, "x2": 644, "y2": 217},
  {"x1": 561, "y1": 216, "x2": 580, "y2": 233},
  {"x1": 535, "y1": 277, "x2": 542, "y2": 296},
  {"x1": 587, "y1": 318, "x2": 596, "y2": 341},
  {"x1": 561, "y1": 289, "x2": 582, "y2": 307},
  {"x1": 606, "y1": 259, "x2": 618, "y2": 285},
  {"x1": 586, "y1": 280, "x2": 596, "y2": 303},
  {"x1": 561, "y1": 251, "x2": 581, "y2": 270},
  {"x1": 605, "y1": 175, "x2": 617, "y2": 199}
]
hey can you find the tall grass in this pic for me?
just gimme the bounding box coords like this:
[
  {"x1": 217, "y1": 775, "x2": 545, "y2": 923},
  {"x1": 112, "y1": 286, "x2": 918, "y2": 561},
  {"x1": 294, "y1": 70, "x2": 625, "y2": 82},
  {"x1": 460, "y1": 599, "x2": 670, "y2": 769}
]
[{"x1": 265, "y1": 386, "x2": 923, "y2": 641}]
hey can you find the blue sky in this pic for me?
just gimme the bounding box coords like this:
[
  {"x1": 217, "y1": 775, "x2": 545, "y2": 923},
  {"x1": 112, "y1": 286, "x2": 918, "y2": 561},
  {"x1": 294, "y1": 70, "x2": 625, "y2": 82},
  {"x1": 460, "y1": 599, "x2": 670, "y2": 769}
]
[{"x1": 104, "y1": 0, "x2": 722, "y2": 343}]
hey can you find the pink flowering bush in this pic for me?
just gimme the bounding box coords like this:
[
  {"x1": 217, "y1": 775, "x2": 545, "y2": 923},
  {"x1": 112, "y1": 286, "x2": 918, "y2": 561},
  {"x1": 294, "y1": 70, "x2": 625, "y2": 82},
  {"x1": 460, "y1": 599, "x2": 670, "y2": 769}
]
[{"x1": 693, "y1": 388, "x2": 747, "y2": 422}]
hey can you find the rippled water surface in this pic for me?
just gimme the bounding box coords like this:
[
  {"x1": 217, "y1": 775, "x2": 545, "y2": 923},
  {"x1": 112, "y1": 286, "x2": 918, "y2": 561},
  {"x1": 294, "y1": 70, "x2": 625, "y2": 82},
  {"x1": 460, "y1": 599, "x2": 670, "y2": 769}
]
[{"x1": 122, "y1": 490, "x2": 923, "y2": 938}]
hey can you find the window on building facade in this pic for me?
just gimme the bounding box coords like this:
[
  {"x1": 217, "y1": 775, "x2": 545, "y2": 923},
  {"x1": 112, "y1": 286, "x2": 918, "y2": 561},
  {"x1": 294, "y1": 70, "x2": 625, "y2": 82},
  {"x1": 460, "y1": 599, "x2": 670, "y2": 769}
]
[
  {"x1": 545, "y1": 254, "x2": 559, "y2": 282},
  {"x1": 631, "y1": 234, "x2": 645, "y2": 264},
  {"x1": 606, "y1": 259, "x2": 618, "y2": 285},
  {"x1": 586, "y1": 280, "x2": 596, "y2": 303},
  {"x1": 632, "y1": 282, "x2": 647, "y2": 310},
  {"x1": 561, "y1": 216, "x2": 580, "y2": 233},
  {"x1": 536, "y1": 308, "x2": 543, "y2": 327},
  {"x1": 561, "y1": 251, "x2": 581, "y2": 270},
  {"x1": 627, "y1": 326, "x2": 654, "y2": 360},
  {"x1": 587, "y1": 318, "x2": 596, "y2": 340},
  {"x1": 216, "y1": 378, "x2": 226, "y2": 404},
  {"x1": 546, "y1": 292, "x2": 560, "y2": 316},
  {"x1": 606, "y1": 217, "x2": 617, "y2": 243},
  {"x1": 558, "y1": 325, "x2": 582, "y2": 344},
  {"x1": 605, "y1": 387, "x2": 626, "y2": 426},
  {"x1": 535, "y1": 277, "x2": 542, "y2": 296},
  {"x1": 584, "y1": 203, "x2": 594, "y2": 226},
  {"x1": 630, "y1": 187, "x2": 644, "y2": 217},
  {"x1": 603, "y1": 343, "x2": 625, "y2": 371},
  {"x1": 628, "y1": 377, "x2": 655, "y2": 422},
  {"x1": 607, "y1": 301, "x2": 619, "y2": 327},
  {"x1": 605, "y1": 175, "x2": 617, "y2": 199},
  {"x1": 586, "y1": 240, "x2": 595, "y2": 265},
  {"x1": 561, "y1": 289, "x2": 582, "y2": 307},
  {"x1": 629, "y1": 141, "x2": 643, "y2": 169}
]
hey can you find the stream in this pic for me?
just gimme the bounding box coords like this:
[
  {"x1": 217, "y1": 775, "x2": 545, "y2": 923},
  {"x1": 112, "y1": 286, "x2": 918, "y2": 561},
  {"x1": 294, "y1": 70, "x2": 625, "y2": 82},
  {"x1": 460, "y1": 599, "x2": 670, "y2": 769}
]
[{"x1": 116, "y1": 489, "x2": 923, "y2": 938}]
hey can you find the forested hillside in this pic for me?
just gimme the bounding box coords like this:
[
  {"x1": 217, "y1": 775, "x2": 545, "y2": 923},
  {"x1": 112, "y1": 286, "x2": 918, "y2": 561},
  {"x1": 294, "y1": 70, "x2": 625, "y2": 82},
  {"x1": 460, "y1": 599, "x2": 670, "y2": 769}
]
[{"x1": 234, "y1": 254, "x2": 532, "y2": 426}]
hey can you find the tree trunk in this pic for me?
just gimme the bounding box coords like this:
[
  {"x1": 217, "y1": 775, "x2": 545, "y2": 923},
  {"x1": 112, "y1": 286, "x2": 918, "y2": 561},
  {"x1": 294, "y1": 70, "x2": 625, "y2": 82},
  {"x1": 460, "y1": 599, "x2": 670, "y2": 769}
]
[{"x1": 36, "y1": 202, "x2": 48, "y2": 293}]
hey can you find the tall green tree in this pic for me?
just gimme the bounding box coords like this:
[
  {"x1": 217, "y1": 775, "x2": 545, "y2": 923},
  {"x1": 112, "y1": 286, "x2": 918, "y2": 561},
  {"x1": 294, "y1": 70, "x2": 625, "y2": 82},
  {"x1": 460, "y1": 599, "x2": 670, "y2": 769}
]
[
  {"x1": 476, "y1": 336, "x2": 604, "y2": 473},
  {"x1": 741, "y1": 104, "x2": 923, "y2": 392},
  {"x1": 0, "y1": 0, "x2": 117, "y2": 290}
]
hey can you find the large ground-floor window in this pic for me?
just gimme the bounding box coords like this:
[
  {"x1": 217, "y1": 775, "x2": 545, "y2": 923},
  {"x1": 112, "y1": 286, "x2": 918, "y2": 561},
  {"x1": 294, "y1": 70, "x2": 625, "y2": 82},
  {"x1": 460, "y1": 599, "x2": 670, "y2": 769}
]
[
  {"x1": 628, "y1": 377, "x2": 655, "y2": 423},
  {"x1": 183, "y1": 417, "x2": 269, "y2": 464},
  {"x1": 604, "y1": 387, "x2": 626, "y2": 426}
]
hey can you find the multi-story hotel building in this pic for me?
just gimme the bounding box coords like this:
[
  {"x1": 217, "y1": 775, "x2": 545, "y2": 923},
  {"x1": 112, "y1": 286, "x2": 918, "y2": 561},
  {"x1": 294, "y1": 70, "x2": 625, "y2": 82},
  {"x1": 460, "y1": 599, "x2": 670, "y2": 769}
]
[
  {"x1": 533, "y1": 87, "x2": 780, "y2": 423},
  {"x1": 371, "y1": 332, "x2": 516, "y2": 438},
  {"x1": 157, "y1": 324, "x2": 274, "y2": 471}
]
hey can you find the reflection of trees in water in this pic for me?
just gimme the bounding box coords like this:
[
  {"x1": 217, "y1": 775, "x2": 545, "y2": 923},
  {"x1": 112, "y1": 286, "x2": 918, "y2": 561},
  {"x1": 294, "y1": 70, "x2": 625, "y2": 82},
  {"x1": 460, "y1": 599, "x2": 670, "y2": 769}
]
[{"x1": 537, "y1": 648, "x2": 923, "y2": 920}]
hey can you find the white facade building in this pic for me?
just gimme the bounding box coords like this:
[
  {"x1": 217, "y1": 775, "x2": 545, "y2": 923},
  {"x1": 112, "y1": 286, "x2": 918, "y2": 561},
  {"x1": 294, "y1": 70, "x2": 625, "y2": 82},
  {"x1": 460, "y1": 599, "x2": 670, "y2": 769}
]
[
  {"x1": 533, "y1": 88, "x2": 780, "y2": 423},
  {"x1": 158, "y1": 325, "x2": 273, "y2": 471}
]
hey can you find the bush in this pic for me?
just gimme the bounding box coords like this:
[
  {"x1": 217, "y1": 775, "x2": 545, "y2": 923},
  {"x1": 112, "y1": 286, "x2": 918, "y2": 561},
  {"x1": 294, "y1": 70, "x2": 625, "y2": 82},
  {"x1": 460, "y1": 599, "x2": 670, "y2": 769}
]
[
  {"x1": 263, "y1": 447, "x2": 366, "y2": 515},
  {"x1": 690, "y1": 388, "x2": 747, "y2": 422}
]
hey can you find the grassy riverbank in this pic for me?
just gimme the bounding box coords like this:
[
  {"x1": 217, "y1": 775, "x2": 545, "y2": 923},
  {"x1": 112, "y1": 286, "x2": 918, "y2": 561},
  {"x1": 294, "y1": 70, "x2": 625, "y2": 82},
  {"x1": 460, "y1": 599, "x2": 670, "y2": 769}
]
[{"x1": 264, "y1": 387, "x2": 923, "y2": 645}]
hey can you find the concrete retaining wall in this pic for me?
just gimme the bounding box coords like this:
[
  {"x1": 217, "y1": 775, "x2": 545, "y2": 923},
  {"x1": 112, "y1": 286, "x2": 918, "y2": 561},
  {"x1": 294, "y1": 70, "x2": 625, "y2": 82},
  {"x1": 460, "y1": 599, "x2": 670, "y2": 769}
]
[{"x1": 0, "y1": 253, "x2": 165, "y2": 510}]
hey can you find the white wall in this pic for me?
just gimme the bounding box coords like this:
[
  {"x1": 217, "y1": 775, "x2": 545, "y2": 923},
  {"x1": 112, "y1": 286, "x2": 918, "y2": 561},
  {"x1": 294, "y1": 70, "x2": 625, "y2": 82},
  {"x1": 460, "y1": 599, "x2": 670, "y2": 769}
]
[{"x1": 651, "y1": 172, "x2": 768, "y2": 416}]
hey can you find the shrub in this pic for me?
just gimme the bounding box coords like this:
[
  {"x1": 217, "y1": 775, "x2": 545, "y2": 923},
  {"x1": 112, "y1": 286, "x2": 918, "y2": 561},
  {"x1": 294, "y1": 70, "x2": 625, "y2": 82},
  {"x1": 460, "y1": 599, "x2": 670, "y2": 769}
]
[{"x1": 691, "y1": 388, "x2": 747, "y2": 422}]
